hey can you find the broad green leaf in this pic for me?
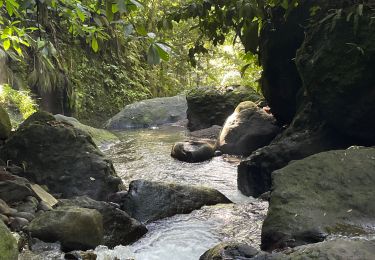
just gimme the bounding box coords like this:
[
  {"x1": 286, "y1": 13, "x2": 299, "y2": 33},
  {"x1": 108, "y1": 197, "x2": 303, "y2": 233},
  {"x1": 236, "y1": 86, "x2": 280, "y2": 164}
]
[
  {"x1": 136, "y1": 25, "x2": 147, "y2": 36},
  {"x1": 3, "y1": 39, "x2": 11, "y2": 50},
  {"x1": 76, "y1": 8, "x2": 86, "y2": 22},
  {"x1": 128, "y1": 0, "x2": 142, "y2": 8},
  {"x1": 91, "y1": 37, "x2": 99, "y2": 52},
  {"x1": 106, "y1": 0, "x2": 114, "y2": 21},
  {"x1": 147, "y1": 44, "x2": 160, "y2": 65},
  {"x1": 155, "y1": 42, "x2": 170, "y2": 61}
]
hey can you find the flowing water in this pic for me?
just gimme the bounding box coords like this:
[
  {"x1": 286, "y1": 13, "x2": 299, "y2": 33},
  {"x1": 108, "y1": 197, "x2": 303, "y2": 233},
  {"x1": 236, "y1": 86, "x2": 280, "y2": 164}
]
[{"x1": 96, "y1": 125, "x2": 268, "y2": 260}]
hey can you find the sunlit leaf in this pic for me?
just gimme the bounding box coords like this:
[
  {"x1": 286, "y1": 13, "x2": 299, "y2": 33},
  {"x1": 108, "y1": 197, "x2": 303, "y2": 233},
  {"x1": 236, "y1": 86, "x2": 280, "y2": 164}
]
[
  {"x1": 3, "y1": 39, "x2": 11, "y2": 50},
  {"x1": 91, "y1": 37, "x2": 99, "y2": 52}
]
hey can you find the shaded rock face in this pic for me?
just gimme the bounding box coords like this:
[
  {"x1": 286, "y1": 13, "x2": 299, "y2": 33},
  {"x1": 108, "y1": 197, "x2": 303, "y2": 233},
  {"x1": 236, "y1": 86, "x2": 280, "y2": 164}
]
[
  {"x1": 261, "y1": 147, "x2": 375, "y2": 251},
  {"x1": 186, "y1": 86, "x2": 261, "y2": 131},
  {"x1": 0, "y1": 220, "x2": 18, "y2": 260},
  {"x1": 121, "y1": 180, "x2": 232, "y2": 223},
  {"x1": 217, "y1": 101, "x2": 280, "y2": 156},
  {"x1": 0, "y1": 111, "x2": 121, "y2": 200},
  {"x1": 28, "y1": 207, "x2": 103, "y2": 251},
  {"x1": 0, "y1": 105, "x2": 11, "y2": 140},
  {"x1": 171, "y1": 141, "x2": 215, "y2": 163},
  {"x1": 105, "y1": 95, "x2": 187, "y2": 130},
  {"x1": 296, "y1": 8, "x2": 375, "y2": 144},
  {"x1": 0, "y1": 174, "x2": 34, "y2": 203},
  {"x1": 188, "y1": 125, "x2": 222, "y2": 140},
  {"x1": 237, "y1": 104, "x2": 348, "y2": 197},
  {"x1": 59, "y1": 196, "x2": 147, "y2": 248},
  {"x1": 258, "y1": 3, "x2": 311, "y2": 124},
  {"x1": 200, "y1": 242, "x2": 260, "y2": 260}
]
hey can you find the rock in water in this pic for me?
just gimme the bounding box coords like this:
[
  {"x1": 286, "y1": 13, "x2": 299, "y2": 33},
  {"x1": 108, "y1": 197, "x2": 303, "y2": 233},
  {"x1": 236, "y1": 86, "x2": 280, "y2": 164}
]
[
  {"x1": 121, "y1": 180, "x2": 232, "y2": 223},
  {"x1": 261, "y1": 147, "x2": 375, "y2": 251},
  {"x1": 28, "y1": 207, "x2": 103, "y2": 251},
  {"x1": 59, "y1": 196, "x2": 147, "y2": 248},
  {"x1": 217, "y1": 101, "x2": 280, "y2": 156},
  {"x1": 186, "y1": 86, "x2": 261, "y2": 131},
  {"x1": 0, "y1": 220, "x2": 19, "y2": 260},
  {"x1": 200, "y1": 242, "x2": 260, "y2": 260},
  {"x1": 171, "y1": 141, "x2": 215, "y2": 163},
  {"x1": 105, "y1": 95, "x2": 187, "y2": 130},
  {"x1": 0, "y1": 105, "x2": 11, "y2": 140},
  {"x1": 0, "y1": 111, "x2": 121, "y2": 200}
]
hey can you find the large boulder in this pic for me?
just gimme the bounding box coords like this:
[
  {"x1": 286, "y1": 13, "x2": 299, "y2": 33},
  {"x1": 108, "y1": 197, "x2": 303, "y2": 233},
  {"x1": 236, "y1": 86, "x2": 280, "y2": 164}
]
[
  {"x1": 0, "y1": 111, "x2": 121, "y2": 200},
  {"x1": 186, "y1": 86, "x2": 261, "y2": 131},
  {"x1": 0, "y1": 105, "x2": 11, "y2": 140},
  {"x1": 217, "y1": 101, "x2": 280, "y2": 156},
  {"x1": 121, "y1": 180, "x2": 231, "y2": 223},
  {"x1": 200, "y1": 242, "x2": 260, "y2": 260},
  {"x1": 296, "y1": 5, "x2": 375, "y2": 144},
  {"x1": 28, "y1": 207, "x2": 103, "y2": 251},
  {"x1": 261, "y1": 147, "x2": 375, "y2": 251},
  {"x1": 171, "y1": 140, "x2": 215, "y2": 163},
  {"x1": 54, "y1": 114, "x2": 119, "y2": 148},
  {"x1": 58, "y1": 196, "x2": 147, "y2": 248},
  {"x1": 237, "y1": 103, "x2": 348, "y2": 197},
  {"x1": 105, "y1": 95, "x2": 187, "y2": 130},
  {"x1": 0, "y1": 220, "x2": 18, "y2": 260}
]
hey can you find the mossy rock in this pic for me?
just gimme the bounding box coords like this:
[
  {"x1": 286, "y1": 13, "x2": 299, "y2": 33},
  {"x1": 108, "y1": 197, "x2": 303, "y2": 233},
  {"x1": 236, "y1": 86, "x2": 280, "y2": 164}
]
[
  {"x1": 0, "y1": 105, "x2": 11, "y2": 140},
  {"x1": 0, "y1": 220, "x2": 18, "y2": 260}
]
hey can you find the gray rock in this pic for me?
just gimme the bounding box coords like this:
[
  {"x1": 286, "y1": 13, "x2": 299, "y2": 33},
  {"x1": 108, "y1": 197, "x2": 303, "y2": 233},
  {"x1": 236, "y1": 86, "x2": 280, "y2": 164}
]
[
  {"x1": 200, "y1": 242, "x2": 260, "y2": 260},
  {"x1": 54, "y1": 114, "x2": 119, "y2": 148},
  {"x1": 9, "y1": 217, "x2": 29, "y2": 231},
  {"x1": 188, "y1": 125, "x2": 222, "y2": 140},
  {"x1": 171, "y1": 141, "x2": 215, "y2": 163},
  {"x1": 217, "y1": 101, "x2": 280, "y2": 156},
  {"x1": 121, "y1": 180, "x2": 232, "y2": 223},
  {"x1": 187, "y1": 86, "x2": 261, "y2": 131},
  {"x1": 0, "y1": 198, "x2": 12, "y2": 215},
  {"x1": 28, "y1": 206, "x2": 103, "y2": 251},
  {"x1": 59, "y1": 196, "x2": 147, "y2": 248},
  {"x1": 261, "y1": 147, "x2": 375, "y2": 251},
  {"x1": 0, "y1": 111, "x2": 122, "y2": 201},
  {"x1": 105, "y1": 95, "x2": 187, "y2": 130},
  {"x1": 0, "y1": 176, "x2": 34, "y2": 203},
  {"x1": 0, "y1": 220, "x2": 18, "y2": 259},
  {"x1": 11, "y1": 211, "x2": 35, "y2": 221}
]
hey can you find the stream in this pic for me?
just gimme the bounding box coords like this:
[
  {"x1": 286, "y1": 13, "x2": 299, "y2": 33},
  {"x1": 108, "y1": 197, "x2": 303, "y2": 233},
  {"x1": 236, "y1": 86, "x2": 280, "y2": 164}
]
[{"x1": 95, "y1": 124, "x2": 268, "y2": 260}]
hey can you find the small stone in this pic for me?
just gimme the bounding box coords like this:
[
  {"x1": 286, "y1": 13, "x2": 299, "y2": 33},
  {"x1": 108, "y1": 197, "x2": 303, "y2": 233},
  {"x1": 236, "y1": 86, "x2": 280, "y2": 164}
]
[
  {"x1": 0, "y1": 214, "x2": 9, "y2": 224},
  {"x1": 9, "y1": 217, "x2": 29, "y2": 231},
  {"x1": 0, "y1": 198, "x2": 12, "y2": 215},
  {"x1": 11, "y1": 211, "x2": 35, "y2": 221}
]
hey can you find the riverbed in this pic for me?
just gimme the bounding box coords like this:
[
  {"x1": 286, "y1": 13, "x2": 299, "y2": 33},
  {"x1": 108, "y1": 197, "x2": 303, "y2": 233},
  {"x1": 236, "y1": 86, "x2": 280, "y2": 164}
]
[{"x1": 96, "y1": 125, "x2": 268, "y2": 260}]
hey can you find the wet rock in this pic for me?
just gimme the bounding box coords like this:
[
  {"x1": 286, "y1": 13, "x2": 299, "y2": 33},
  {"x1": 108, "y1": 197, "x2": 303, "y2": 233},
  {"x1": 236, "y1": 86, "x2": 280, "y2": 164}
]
[
  {"x1": 11, "y1": 211, "x2": 35, "y2": 221},
  {"x1": 261, "y1": 147, "x2": 375, "y2": 251},
  {"x1": 259, "y1": 239, "x2": 375, "y2": 260},
  {"x1": 121, "y1": 180, "x2": 232, "y2": 223},
  {"x1": 296, "y1": 7, "x2": 375, "y2": 143},
  {"x1": 0, "y1": 175, "x2": 34, "y2": 203},
  {"x1": 188, "y1": 125, "x2": 222, "y2": 140},
  {"x1": 187, "y1": 86, "x2": 261, "y2": 131},
  {"x1": 54, "y1": 114, "x2": 119, "y2": 148},
  {"x1": 0, "y1": 220, "x2": 18, "y2": 259},
  {"x1": 200, "y1": 242, "x2": 260, "y2": 260},
  {"x1": 9, "y1": 217, "x2": 29, "y2": 231},
  {"x1": 59, "y1": 196, "x2": 147, "y2": 248},
  {"x1": 171, "y1": 141, "x2": 215, "y2": 163},
  {"x1": 28, "y1": 206, "x2": 103, "y2": 251},
  {"x1": 237, "y1": 104, "x2": 347, "y2": 197},
  {"x1": 0, "y1": 111, "x2": 122, "y2": 200},
  {"x1": 15, "y1": 196, "x2": 39, "y2": 214},
  {"x1": 217, "y1": 101, "x2": 280, "y2": 156},
  {"x1": 0, "y1": 198, "x2": 12, "y2": 215},
  {"x1": 105, "y1": 95, "x2": 187, "y2": 130}
]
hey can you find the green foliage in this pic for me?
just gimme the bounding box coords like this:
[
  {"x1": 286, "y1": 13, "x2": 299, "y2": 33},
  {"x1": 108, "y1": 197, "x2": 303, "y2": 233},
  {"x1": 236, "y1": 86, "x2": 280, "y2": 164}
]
[{"x1": 0, "y1": 83, "x2": 37, "y2": 119}]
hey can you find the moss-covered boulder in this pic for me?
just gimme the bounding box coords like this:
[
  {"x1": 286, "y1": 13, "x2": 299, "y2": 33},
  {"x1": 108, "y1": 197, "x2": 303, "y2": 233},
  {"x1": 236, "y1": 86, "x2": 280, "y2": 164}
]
[
  {"x1": 0, "y1": 105, "x2": 11, "y2": 140},
  {"x1": 121, "y1": 180, "x2": 231, "y2": 223},
  {"x1": 199, "y1": 242, "x2": 260, "y2": 260},
  {"x1": 28, "y1": 207, "x2": 103, "y2": 251},
  {"x1": 261, "y1": 147, "x2": 375, "y2": 251},
  {"x1": 0, "y1": 111, "x2": 121, "y2": 200},
  {"x1": 105, "y1": 95, "x2": 187, "y2": 130},
  {"x1": 186, "y1": 86, "x2": 261, "y2": 131},
  {"x1": 54, "y1": 114, "x2": 119, "y2": 149},
  {"x1": 296, "y1": 5, "x2": 375, "y2": 143},
  {"x1": 217, "y1": 101, "x2": 280, "y2": 156},
  {"x1": 58, "y1": 196, "x2": 147, "y2": 248},
  {"x1": 0, "y1": 220, "x2": 18, "y2": 260}
]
